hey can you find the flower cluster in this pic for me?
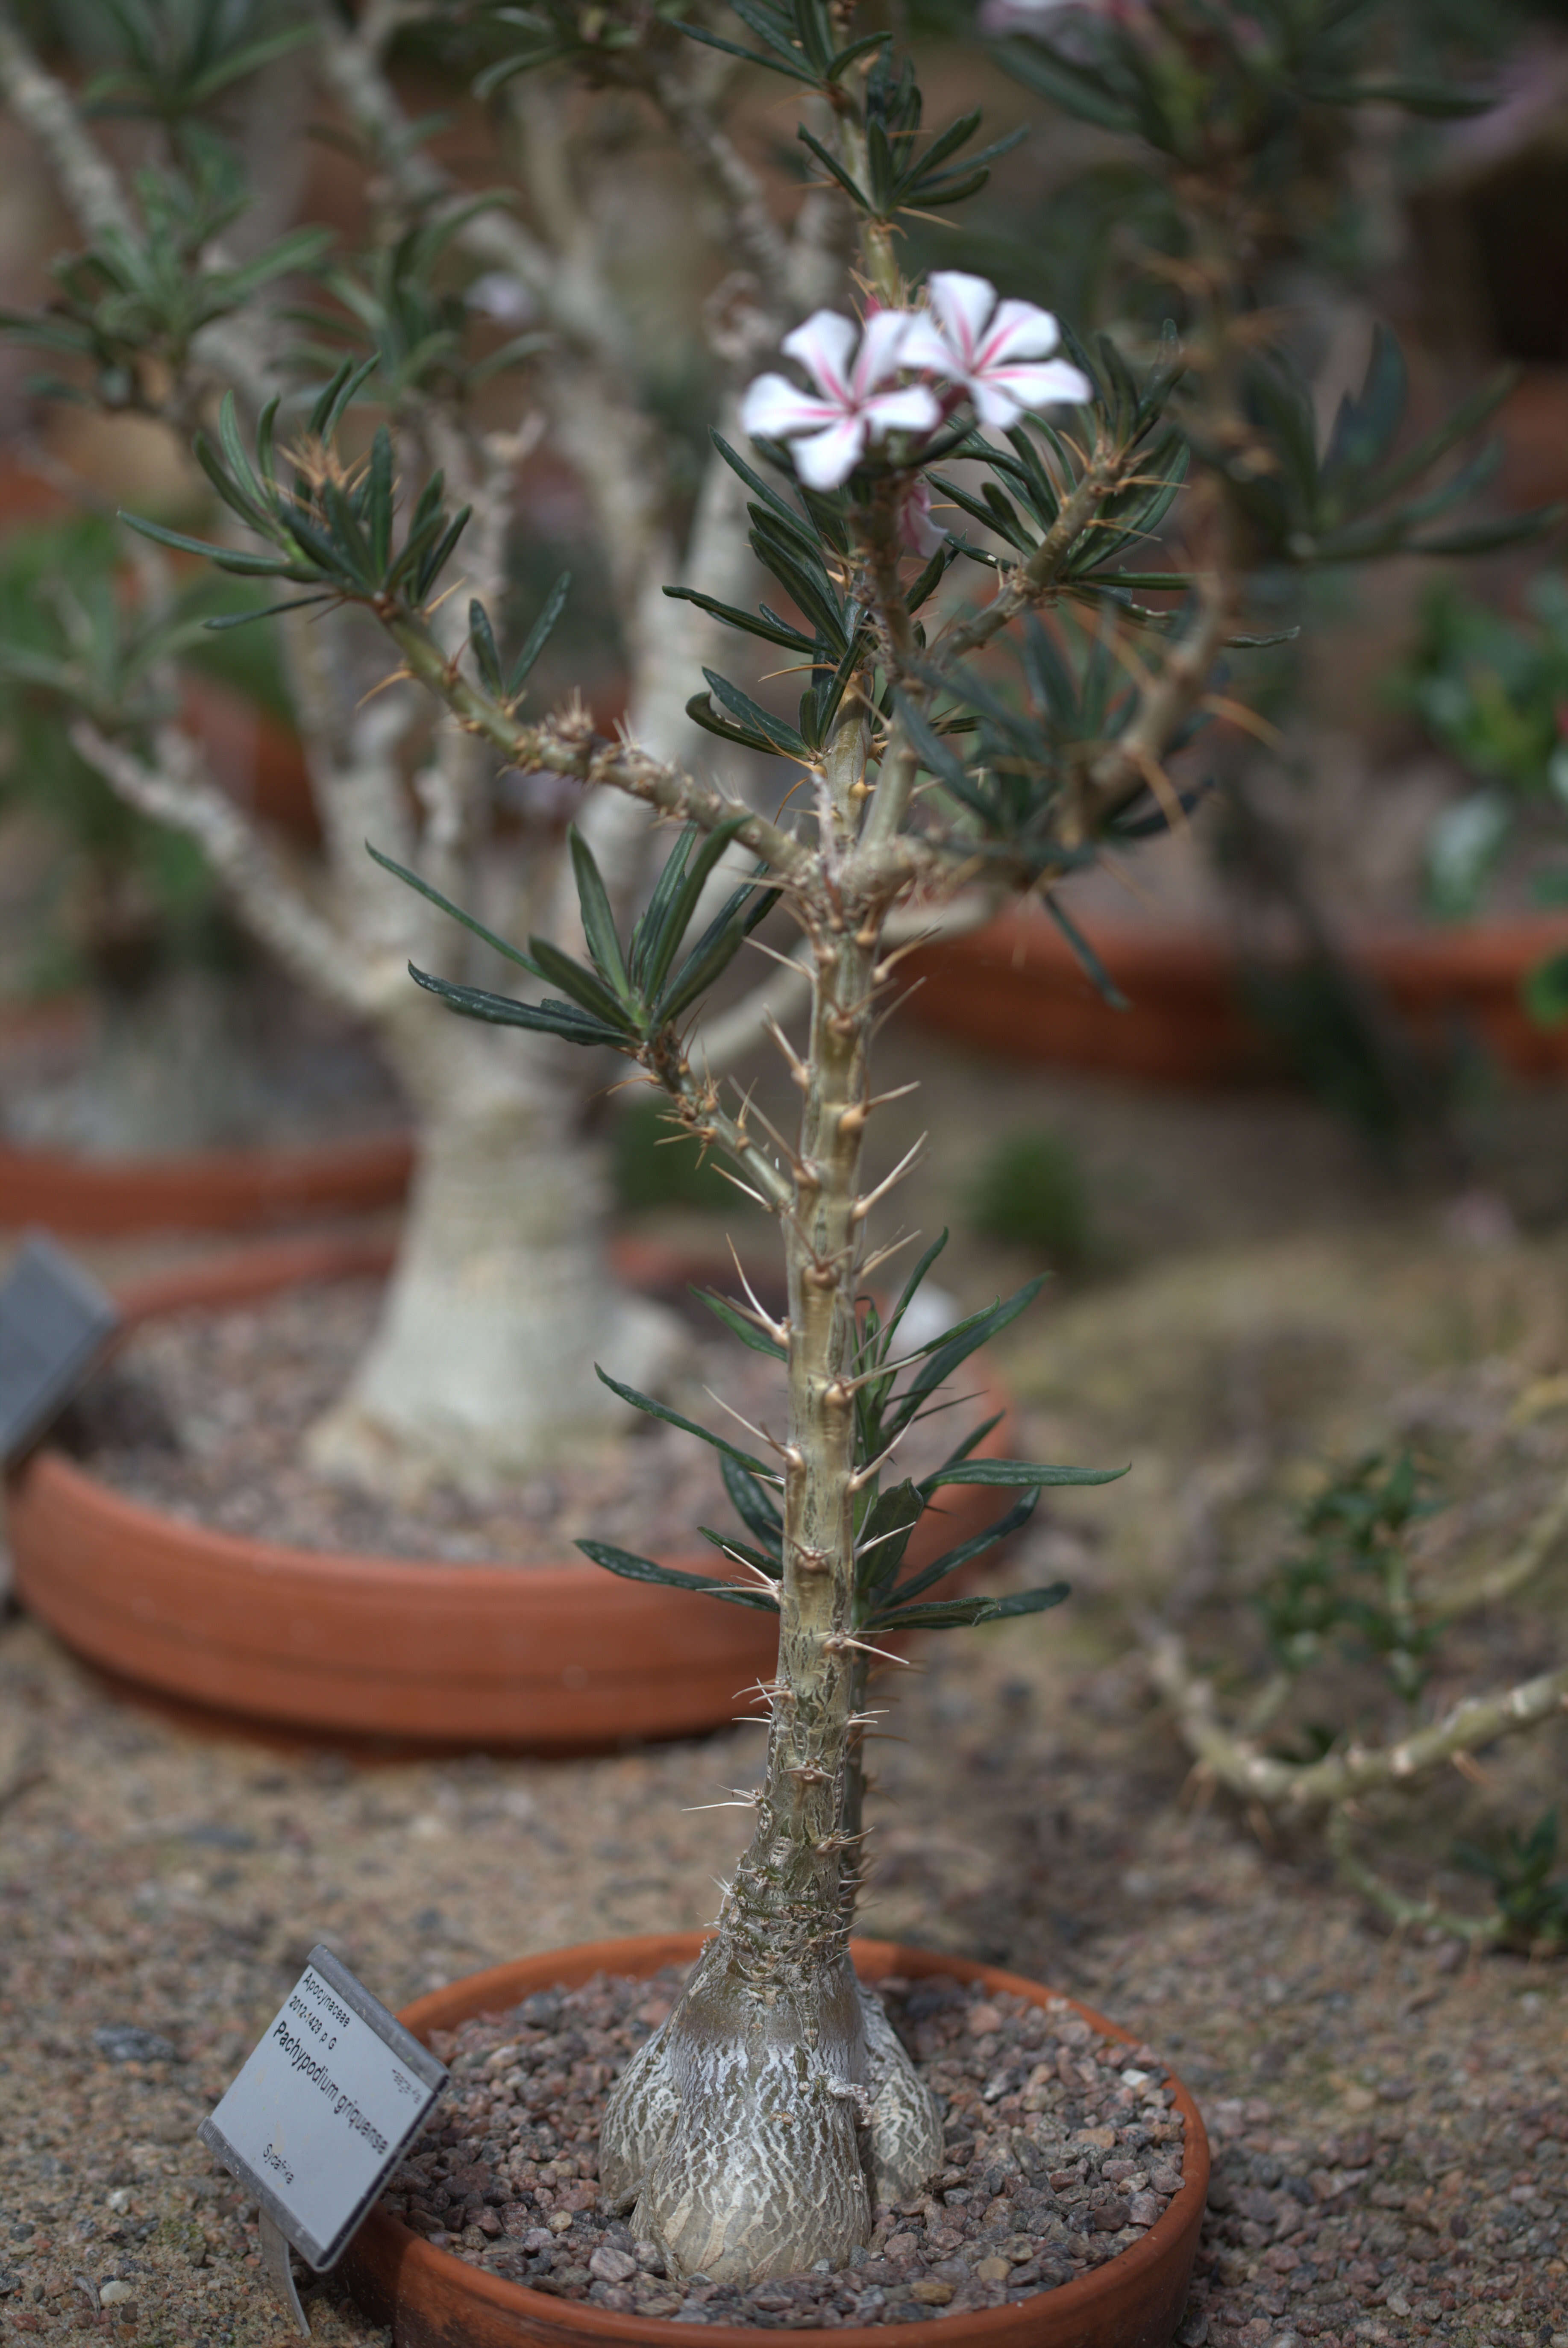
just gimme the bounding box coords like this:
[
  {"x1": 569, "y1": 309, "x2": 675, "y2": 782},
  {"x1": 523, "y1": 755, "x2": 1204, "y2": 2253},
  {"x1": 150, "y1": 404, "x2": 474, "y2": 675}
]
[{"x1": 739, "y1": 273, "x2": 1090, "y2": 494}]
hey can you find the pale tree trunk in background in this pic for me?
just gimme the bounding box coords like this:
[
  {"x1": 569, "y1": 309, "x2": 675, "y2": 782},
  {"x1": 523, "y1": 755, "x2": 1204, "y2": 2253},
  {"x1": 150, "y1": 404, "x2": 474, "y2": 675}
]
[
  {"x1": 281, "y1": 635, "x2": 686, "y2": 1497},
  {"x1": 308, "y1": 1004, "x2": 683, "y2": 1495}
]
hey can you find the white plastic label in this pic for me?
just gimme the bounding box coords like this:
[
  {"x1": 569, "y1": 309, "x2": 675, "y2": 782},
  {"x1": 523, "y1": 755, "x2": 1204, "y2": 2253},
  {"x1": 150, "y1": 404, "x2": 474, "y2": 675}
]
[{"x1": 198, "y1": 1944, "x2": 447, "y2": 2271}]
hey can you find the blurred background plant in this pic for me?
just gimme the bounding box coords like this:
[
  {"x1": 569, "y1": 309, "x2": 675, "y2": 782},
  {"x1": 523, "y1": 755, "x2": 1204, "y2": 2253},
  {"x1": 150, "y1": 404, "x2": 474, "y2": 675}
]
[
  {"x1": 1148, "y1": 1427, "x2": 1568, "y2": 1952},
  {"x1": 1394, "y1": 564, "x2": 1568, "y2": 1024},
  {"x1": 0, "y1": 0, "x2": 1564, "y2": 1483},
  {"x1": 966, "y1": 1127, "x2": 1098, "y2": 1276}
]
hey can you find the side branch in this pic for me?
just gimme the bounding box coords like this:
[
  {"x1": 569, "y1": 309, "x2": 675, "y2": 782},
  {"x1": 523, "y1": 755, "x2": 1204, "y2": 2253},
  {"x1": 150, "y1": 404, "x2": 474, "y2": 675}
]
[
  {"x1": 0, "y1": 10, "x2": 129, "y2": 243},
  {"x1": 1146, "y1": 1627, "x2": 1568, "y2": 1813},
  {"x1": 70, "y1": 721, "x2": 379, "y2": 1019},
  {"x1": 646, "y1": 65, "x2": 793, "y2": 307},
  {"x1": 386, "y1": 619, "x2": 810, "y2": 885}
]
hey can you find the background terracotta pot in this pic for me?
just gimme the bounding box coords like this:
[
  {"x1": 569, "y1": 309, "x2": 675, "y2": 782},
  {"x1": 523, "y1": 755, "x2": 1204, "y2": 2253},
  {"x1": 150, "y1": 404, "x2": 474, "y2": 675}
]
[
  {"x1": 902, "y1": 910, "x2": 1568, "y2": 1086},
  {"x1": 338, "y1": 1932, "x2": 1209, "y2": 2348},
  {"x1": 0, "y1": 1127, "x2": 414, "y2": 1236},
  {"x1": 6, "y1": 1237, "x2": 1016, "y2": 1749}
]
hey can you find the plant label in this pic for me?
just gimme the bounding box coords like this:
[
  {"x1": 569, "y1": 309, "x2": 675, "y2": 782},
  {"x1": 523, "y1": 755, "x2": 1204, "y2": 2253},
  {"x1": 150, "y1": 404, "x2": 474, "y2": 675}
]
[
  {"x1": 198, "y1": 1944, "x2": 447, "y2": 2277},
  {"x1": 0, "y1": 1234, "x2": 119, "y2": 1465}
]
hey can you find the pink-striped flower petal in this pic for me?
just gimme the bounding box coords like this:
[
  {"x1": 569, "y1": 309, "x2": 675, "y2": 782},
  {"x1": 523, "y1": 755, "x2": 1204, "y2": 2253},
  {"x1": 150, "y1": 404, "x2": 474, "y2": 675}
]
[
  {"x1": 792, "y1": 414, "x2": 870, "y2": 491},
  {"x1": 863, "y1": 384, "x2": 943, "y2": 438},
  {"x1": 740, "y1": 373, "x2": 843, "y2": 441},
  {"x1": 780, "y1": 310, "x2": 859, "y2": 402},
  {"x1": 896, "y1": 313, "x2": 960, "y2": 377},
  {"x1": 743, "y1": 308, "x2": 940, "y2": 487},
  {"x1": 851, "y1": 307, "x2": 919, "y2": 396},
  {"x1": 974, "y1": 297, "x2": 1066, "y2": 368},
  {"x1": 971, "y1": 358, "x2": 1092, "y2": 430},
  {"x1": 927, "y1": 273, "x2": 997, "y2": 366},
  {"x1": 915, "y1": 272, "x2": 1088, "y2": 424}
]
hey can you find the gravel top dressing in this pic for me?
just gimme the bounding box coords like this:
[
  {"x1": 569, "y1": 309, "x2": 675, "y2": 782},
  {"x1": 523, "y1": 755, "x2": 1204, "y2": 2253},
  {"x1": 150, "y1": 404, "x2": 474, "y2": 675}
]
[
  {"x1": 392, "y1": 1966, "x2": 1186, "y2": 2324},
  {"x1": 67, "y1": 1280, "x2": 808, "y2": 1564}
]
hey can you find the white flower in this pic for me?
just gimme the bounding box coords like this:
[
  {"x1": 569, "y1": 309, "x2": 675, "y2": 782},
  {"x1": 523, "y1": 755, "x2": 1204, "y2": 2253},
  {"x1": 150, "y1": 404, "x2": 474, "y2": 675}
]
[
  {"x1": 740, "y1": 309, "x2": 942, "y2": 491},
  {"x1": 901, "y1": 272, "x2": 1091, "y2": 431},
  {"x1": 466, "y1": 271, "x2": 536, "y2": 326}
]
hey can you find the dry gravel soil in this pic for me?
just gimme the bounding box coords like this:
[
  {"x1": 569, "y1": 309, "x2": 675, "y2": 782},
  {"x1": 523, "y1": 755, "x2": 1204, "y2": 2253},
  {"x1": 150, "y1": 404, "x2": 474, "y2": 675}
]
[
  {"x1": 403, "y1": 1966, "x2": 1187, "y2": 2324},
  {"x1": 0, "y1": 1522, "x2": 1564, "y2": 2348}
]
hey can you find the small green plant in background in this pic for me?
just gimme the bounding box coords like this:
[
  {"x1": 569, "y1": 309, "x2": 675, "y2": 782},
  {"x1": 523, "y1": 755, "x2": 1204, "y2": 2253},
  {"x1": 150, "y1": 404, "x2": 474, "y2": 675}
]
[
  {"x1": 1150, "y1": 1436, "x2": 1568, "y2": 1951},
  {"x1": 611, "y1": 1095, "x2": 736, "y2": 1216},
  {"x1": 1453, "y1": 1810, "x2": 1568, "y2": 1952},
  {"x1": 1258, "y1": 1449, "x2": 1444, "y2": 1706},
  {"x1": 0, "y1": 511, "x2": 297, "y2": 997},
  {"x1": 1396, "y1": 572, "x2": 1568, "y2": 1021},
  {"x1": 967, "y1": 1127, "x2": 1095, "y2": 1273}
]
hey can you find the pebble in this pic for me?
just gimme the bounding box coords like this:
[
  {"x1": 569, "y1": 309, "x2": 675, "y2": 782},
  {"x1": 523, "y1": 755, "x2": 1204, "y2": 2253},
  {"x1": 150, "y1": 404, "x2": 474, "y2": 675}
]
[
  {"x1": 90, "y1": 2024, "x2": 177, "y2": 2064},
  {"x1": 396, "y1": 1967, "x2": 1187, "y2": 2325}
]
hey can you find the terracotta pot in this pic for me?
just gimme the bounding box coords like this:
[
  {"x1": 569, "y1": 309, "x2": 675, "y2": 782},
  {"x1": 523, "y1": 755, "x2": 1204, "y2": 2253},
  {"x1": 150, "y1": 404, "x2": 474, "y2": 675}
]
[
  {"x1": 902, "y1": 909, "x2": 1568, "y2": 1086},
  {"x1": 6, "y1": 1237, "x2": 1014, "y2": 1749},
  {"x1": 338, "y1": 1932, "x2": 1208, "y2": 2348},
  {"x1": 181, "y1": 677, "x2": 320, "y2": 843},
  {"x1": 0, "y1": 1127, "x2": 414, "y2": 1237}
]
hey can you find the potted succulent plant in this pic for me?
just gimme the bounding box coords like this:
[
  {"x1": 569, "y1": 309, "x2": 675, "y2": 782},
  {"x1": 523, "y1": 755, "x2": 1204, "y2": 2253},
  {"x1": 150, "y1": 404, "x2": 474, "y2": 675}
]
[
  {"x1": 0, "y1": 0, "x2": 815, "y2": 1470},
  {"x1": 0, "y1": 0, "x2": 1018, "y2": 1740},
  {"x1": 33, "y1": 0, "x2": 1536, "y2": 2334},
  {"x1": 0, "y1": 504, "x2": 413, "y2": 1232}
]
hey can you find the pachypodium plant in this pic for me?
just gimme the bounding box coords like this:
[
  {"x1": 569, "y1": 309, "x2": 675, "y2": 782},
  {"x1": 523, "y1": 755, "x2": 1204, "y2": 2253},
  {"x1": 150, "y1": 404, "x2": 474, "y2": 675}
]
[
  {"x1": 0, "y1": 0, "x2": 1542, "y2": 1496},
  {"x1": 100, "y1": 0, "x2": 1553, "y2": 2284},
  {"x1": 5, "y1": 0, "x2": 1552, "y2": 2278}
]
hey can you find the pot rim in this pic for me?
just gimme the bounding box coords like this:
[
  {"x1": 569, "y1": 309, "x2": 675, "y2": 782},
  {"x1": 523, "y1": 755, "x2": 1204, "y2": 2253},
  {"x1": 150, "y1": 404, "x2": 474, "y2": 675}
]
[{"x1": 342, "y1": 1930, "x2": 1208, "y2": 2348}]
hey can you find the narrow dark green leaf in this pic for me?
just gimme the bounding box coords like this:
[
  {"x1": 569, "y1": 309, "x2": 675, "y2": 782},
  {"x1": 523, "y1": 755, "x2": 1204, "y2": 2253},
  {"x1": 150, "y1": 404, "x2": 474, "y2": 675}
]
[
  {"x1": 722, "y1": 1451, "x2": 784, "y2": 1555},
  {"x1": 657, "y1": 881, "x2": 781, "y2": 1028},
  {"x1": 673, "y1": 19, "x2": 818, "y2": 81},
  {"x1": 468, "y1": 599, "x2": 504, "y2": 694},
  {"x1": 120, "y1": 513, "x2": 290, "y2": 573},
  {"x1": 1044, "y1": 895, "x2": 1130, "y2": 1009},
  {"x1": 882, "y1": 1492, "x2": 1038, "y2": 1608},
  {"x1": 663, "y1": 584, "x2": 815, "y2": 655},
  {"x1": 879, "y1": 1228, "x2": 950, "y2": 1356},
  {"x1": 595, "y1": 1368, "x2": 772, "y2": 1476},
  {"x1": 709, "y1": 430, "x2": 804, "y2": 528},
  {"x1": 202, "y1": 594, "x2": 333, "y2": 631},
  {"x1": 704, "y1": 669, "x2": 810, "y2": 760},
  {"x1": 367, "y1": 841, "x2": 545, "y2": 976},
  {"x1": 697, "y1": 1526, "x2": 782, "y2": 1580},
  {"x1": 408, "y1": 965, "x2": 627, "y2": 1046},
  {"x1": 890, "y1": 1276, "x2": 1047, "y2": 1432},
  {"x1": 686, "y1": 693, "x2": 788, "y2": 758},
  {"x1": 568, "y1": 826, "x2": 631, "y2": 1003},
  {"x1": 309, "y1": 355, "x2": 378, "y2": 439},
  {"x1": 576, "y1": 1538, "x2": 778, "y2": 1610},
  {"x1": 629, "y1": 827, "x2": 695, "y2": 991},
  {"x1": 643, "y1": 817, "x2": 752, "y2": 1000},
  {"x1": 412, "y1": 505, "x2": 473, "y2": 602},
  {"x1": 506, "y1": 570, "x2": 571, "y2": 697},
  {"x1": 796, "y1": 125, "x2": 868, "y2": 208},
  {"x1": 855, "y1": 1480, "x2": 926, "y2": 1598},
  {"x1": 927, "y1": 1458, "x2": 1128, "y2": 1488},
  {"x1": 694, "y1": 1288, "x2": 787, "y2": 1361},
  {"x1": 875, "y1": 1580, "x2": 1070, "y2": 1632},
  {"x1": 523, "y1": 934, "x2": 630, "y2": 1029}
]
